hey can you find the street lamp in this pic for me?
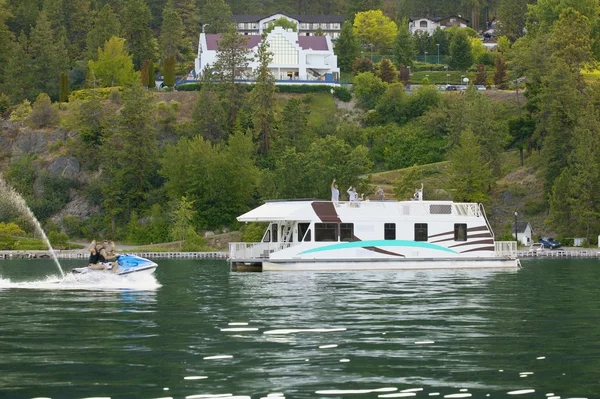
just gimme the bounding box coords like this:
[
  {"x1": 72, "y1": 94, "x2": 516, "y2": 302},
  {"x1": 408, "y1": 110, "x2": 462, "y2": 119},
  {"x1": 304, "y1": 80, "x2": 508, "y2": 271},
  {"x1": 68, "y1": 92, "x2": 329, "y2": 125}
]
[
  {"x1": 424, "y1": 50, "x2": 428, "y2": 63},
  {"x1": 514, "y1": 211, "x2": 518, "y2": 249},
  {"x1": 445, "y1": 65, "x2": 449, "y2": 85},
  {"x1": 436, "y1": 43, "x2": 440, "y2": 64}
]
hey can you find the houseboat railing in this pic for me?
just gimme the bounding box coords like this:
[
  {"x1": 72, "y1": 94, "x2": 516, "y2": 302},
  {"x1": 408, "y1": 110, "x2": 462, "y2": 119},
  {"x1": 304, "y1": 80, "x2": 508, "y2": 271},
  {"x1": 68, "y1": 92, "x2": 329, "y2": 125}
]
[
  {"x1": 229, "y1": 242, "x2": 294, "y2": 260},
  {"x1": 494, "y1": 241, "x2": 517, "y2": 258}
]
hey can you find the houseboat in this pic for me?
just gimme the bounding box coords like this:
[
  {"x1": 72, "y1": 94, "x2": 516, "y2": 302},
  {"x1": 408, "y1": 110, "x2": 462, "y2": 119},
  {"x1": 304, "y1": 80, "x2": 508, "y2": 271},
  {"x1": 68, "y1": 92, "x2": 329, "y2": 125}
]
[{"x1": 229, "y1": 188, "x2": 519, "y2": 271}]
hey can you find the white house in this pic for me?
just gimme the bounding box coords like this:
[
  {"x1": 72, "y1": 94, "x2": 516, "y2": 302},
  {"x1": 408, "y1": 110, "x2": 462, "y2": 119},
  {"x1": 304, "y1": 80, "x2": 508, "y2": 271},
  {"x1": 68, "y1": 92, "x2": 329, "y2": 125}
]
[
  {"x1": 195, "y1": 27, "x2": 340, "y2": 84},
  {"x1": 231, "y1": 13, "x2": 344, "y2": 39},
  {"x1": 409, "y1": 15, "x2": 470, "y2": 35},
  {"x1": 512, "y1": 221, "x2": 534, "y2": 246}
]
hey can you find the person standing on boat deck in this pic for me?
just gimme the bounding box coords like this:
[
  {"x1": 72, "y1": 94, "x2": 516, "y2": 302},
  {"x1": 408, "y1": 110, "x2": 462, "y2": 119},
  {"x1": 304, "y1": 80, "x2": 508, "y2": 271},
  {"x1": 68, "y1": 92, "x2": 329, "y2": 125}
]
[
  {"x1": 331, "y1": 179, "x2": 339, "y2": 202},
  {"x1": 376, "y1": 186, "x2": 384, "y2": 201},
  {"x1": 347, "y1": 186, "x2": 357, "y2": 201}
]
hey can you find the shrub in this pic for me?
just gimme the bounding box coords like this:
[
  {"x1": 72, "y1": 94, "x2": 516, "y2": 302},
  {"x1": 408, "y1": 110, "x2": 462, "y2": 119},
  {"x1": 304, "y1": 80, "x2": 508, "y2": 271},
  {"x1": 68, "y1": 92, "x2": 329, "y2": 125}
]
[
  {"x1": 0, "y1": 93, "x2": 10, "y2": 115},
  {"x1": 9, "y1": 100, "x2": 32, "y2": 123},
  {"x1": 30, "y1": 93, "x2": 60, "y2": 128},
  {"x1": 333, "y1": 86, "x2": 352, "y2": 101}
]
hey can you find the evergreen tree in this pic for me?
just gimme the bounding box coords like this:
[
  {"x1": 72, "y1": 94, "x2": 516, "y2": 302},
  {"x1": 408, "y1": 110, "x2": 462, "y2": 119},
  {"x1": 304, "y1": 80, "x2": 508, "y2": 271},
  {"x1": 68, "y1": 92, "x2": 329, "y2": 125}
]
[
  {"x1": 3, "y1": 32, "x2": 32, "y2": 102},
  {"x1": 140, "y1": 60, "x2": 149, "y2": 87},
  {"x1": 431, "y1": 27, "x2": 449, "y2": 57},
  {"x1": 122, "y1": 0, "x2": 154, "y2": 69},
  {"x1": 159, "y1": 1, "x2": 184, "y2": 61},
  {"x1": 378, "y1": 57, "x2": 397, "y2": 83},
  {"x1": 147, "y1": 60, "x2": 155, "y2": 87},
  {"x1": 0, "y1": 0, "x2": 15, "y2": 89},
  {"x1": 251, "y1": 37, "x2": 275, "y2": 155},
  {"x1": 345, "y1": 0, "x2": 384, "y2": 21},
  {"x1": 448, "y1": 129, "x2": 493, "y2": 204},
  {"x1": 474, "y1": 64, "x2": 486, "y2": 85},
  {"x1": 493, "y1": 54, "x2": 508, "y2": 89},
  {"x1": 497, "y1": 0, "x2": 531, "y2": 41},
  {"x1": 85, "y1": 4, "x2": 121, "y2": 61},
  {"x1": 335, "y1": 21, "x2": 361, "y2": 73},
  {"x1": 29, "y1": 11, "x2": 69, "y2": 100},
  {"x1": 170, "y1": 196, "x2": 200, "y2": 248},
  {"x1": 191, "y1": 83, "x2": 228, "y2": 143},
  {"x1": 59, "y1": 72, "x2": 69, "y2": 102},
  {"x1": 277, "y1": 98, "x2": 309, "y2": 150},
  {"x1": 30, "y1": 92, "x2": 59, "y2": 128},
  {"x1": 353, "y1": 57, "x2": 375, "y2": 74},
  {"x1": 201, "y1": 0, "x2": 232, "y2": 34},
  {"x1": 163, "y1": 55, "x2": 176, "y2": 87},
  {"x1": 213, "y1": 26, "x2": 250, "y2": 128},
  {"x1": 101, "y1": 83, "x2": 158, "y2": 227},
  {"x1": 394, "y1": 18, "x2": 416, "y2": 68},
  {"x1": 6, "y1": 0, "x2": 39, "y2": 36},
  {"x1": 63, "y1": 0, "x2": 92, "y2": 61},
  {"x1": 171, "y1": 0, "x2": 198, "y2": 46},
  {"x1": 449, "y1": 30, "x2": 473, "y2": 70}
]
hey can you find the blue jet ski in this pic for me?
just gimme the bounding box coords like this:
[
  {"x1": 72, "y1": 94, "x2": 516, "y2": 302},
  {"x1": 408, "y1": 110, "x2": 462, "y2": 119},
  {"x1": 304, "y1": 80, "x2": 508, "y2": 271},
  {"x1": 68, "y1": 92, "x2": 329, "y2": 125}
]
[{"x1": 72, "y1": 254, "x2": 158, "y2": 276}]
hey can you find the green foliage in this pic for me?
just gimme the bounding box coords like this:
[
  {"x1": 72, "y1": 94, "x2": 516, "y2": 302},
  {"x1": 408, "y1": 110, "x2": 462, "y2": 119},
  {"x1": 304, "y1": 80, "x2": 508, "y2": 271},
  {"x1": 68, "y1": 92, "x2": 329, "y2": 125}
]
[
  {"x1": 333, "y1": 87, "x2": 352, "y2": 102},
  {"x1": 88, "y1": 37, "x2": 138, "y2": 87},
  {"x1": 493, "y1": 55, "x2": 508, "y2": 88},
  {"x1": 378, "y1": 58, "x2": 397, "y2": 83},
  {"x1": 384, "y1": 122, "x2": 446, "y2": 170},
  {"x1": 394, "y1": 18, "x2": 417, "y2": 68},
  {"x1": 353, "y1": 57, "x2": 375, "y2": 74},
  {"x1": 48, "y1": 230, "x2": 69, "y2": 248},
  {"x1": 0, "y1": 222, "x2": 25, "y2": 236},
  {"x1": 85, "y1": 4, "x2": 121, "y2": 61},
  {"x1": 353, "y1": 72, "x2": 388, "y2": 110},
  {"x1": 163, "y1": 56, "x2": 176, "y2": 87},
  {"x1": 170, "y1": 196, "x2": 201, "y2": 247},
  {"x1": 353, "y1": 10, "x2": 398, "y2": 51},
  {"x1": 59, "y1": 72, "x2": 69, "y2": 103},
  {"x1": 121, "y1": 0, "x2": 154, "y2": 69},
  {"x1": 393, "y1": 165, "x2": 425, "y2": 200},
  {"x1": 448, "y1": 129, "x2": 493, "y2": 204},
  {"x1": 251, "y1": 37, "x2": 276, "y2": 155},
  {"x1": 335, "y1": 21, "x2": 361, "y2": 73},
  {"x1": 29, "y1": 93, "x2": 59, "y2": 128},
  {"x1": 264, "y1": 17, "x2": 297, "y2": 33},
  {"x1": 241, "y1": 222, "x2": 268, "y2": 242},
  {"x1": 159, "y1": 3, "x2": 184, "y2": 61},
  {"x1": 449, "y1": 30, "x2": 473, "y2": 70},
  {"x1": 201, "y1": 0, "x2": 233, "y2": 34},
  {"x1": 9, "y1": 99, "x2": 32, "y2": 122}
]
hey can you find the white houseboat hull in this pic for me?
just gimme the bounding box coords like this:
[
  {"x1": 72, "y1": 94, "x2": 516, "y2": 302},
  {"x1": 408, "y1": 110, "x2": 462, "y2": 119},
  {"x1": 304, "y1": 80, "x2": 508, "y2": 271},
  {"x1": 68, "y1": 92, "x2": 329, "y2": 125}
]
[{"x1": 230, "y1": 197, "x2": 519, "y2": 272}]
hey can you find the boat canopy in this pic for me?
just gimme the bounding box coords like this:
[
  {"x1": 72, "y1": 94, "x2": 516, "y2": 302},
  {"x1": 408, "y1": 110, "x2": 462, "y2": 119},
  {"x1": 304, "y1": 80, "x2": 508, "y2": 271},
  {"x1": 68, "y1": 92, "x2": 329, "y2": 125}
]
[{"x1": 237, "y1": 201, "x2": 317, "y2": 222}]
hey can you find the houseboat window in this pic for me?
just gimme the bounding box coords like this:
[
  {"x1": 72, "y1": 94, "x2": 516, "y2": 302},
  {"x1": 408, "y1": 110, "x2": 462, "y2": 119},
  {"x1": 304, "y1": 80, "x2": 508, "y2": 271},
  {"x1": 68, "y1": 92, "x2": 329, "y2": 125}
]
[
  {"x1": 454, "y1": 223, "x2": 467, "y2": 241},
  {"x1": 414, "y1": 223, "x2": 428, "y2": 241},
  {"x1": 340, "y1": 223, "x2": 354, "y2": 241},
  {"x1": 315, "y1": 223, "x2": 338, "y2": 242},
  {"x1": 271, "y1": 223, "x2": 278, "y2": 242},
  {"x1": 298, "y1": 223, "x2": 310, "y2": 242},
  {"x1": 303, "y1": 229, "x2": 312, "y2": 242},
  {"x1": 384, "y1": 223, "x2": 396, "y2": 240},
  {"x1": 261, "y1": 228, "x2": 270, "y2": 242}
]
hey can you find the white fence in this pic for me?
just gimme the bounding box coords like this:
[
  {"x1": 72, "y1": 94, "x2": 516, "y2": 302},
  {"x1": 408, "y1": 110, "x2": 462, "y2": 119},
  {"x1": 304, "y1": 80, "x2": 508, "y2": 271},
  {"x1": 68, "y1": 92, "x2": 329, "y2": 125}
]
[
  {"x1": 495, "y1": 241, "x2": 517, "y2": 258},
  {"x1": 229, "y1": 242, "x2": 294, "y2": 260}
]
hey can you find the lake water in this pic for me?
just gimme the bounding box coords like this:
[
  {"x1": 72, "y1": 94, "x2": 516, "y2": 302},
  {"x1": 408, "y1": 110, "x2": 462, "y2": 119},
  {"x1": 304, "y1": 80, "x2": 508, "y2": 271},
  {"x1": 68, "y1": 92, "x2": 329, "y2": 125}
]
[{"x1": 0, "y1": 258, "x2": 598, "y2": 399}]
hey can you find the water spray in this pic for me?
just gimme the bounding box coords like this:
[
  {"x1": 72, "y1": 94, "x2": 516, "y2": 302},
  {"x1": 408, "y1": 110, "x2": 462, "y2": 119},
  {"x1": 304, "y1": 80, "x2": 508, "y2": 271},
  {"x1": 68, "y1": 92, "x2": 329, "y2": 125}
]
[{"x1": 0, "y1": 173, "x2": 65, "y2": 278}]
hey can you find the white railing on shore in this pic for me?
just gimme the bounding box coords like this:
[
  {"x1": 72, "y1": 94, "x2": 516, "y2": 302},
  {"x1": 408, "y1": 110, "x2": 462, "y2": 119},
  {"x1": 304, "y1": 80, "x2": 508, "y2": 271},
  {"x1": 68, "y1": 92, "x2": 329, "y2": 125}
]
[
  {"x1": 229, "y1": 242, "x2": 294, "y2": 260},
  {"x1": 495, "y1": 241, "x2": 517, "y2": 258},
  {"x1": 0, "y1": 250, "x2": 228, "y2": 260}
]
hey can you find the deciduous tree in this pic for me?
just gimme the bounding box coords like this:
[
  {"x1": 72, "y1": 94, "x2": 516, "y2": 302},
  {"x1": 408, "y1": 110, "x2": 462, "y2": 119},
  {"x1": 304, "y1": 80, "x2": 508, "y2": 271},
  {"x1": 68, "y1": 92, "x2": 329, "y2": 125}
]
[
  {"x1": 353, "y1": 10, "x2": 398, "y2": 51},
  {"x1": 88, "y1": 36, "x2": 138, "y2": 87}
]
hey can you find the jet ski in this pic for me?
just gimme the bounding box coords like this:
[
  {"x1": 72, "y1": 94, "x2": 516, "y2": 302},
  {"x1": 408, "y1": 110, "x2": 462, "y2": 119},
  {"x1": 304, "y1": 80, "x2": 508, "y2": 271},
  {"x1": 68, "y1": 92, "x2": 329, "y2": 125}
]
[{"x1": 71, "y1": 254, "x2": 158, "y2": 276}]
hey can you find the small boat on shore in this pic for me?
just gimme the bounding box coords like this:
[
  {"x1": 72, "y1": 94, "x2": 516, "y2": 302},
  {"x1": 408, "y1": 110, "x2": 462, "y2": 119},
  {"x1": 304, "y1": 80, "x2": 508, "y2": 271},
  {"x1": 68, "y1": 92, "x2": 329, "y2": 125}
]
[
  {"x1": 71, "y1": 254, "x2": 158, "y2": 276},
  {"x1": 229, "y1": 189, "x2": 519, "y2": 272}
]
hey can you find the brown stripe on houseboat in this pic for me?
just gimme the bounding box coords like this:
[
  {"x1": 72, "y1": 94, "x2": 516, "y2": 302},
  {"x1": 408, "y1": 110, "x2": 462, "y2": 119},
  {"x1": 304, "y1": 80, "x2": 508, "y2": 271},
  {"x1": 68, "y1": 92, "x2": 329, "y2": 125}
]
[
  {"x1": 430, "y1": 237, "x2": 454, "y2": 243},
  {"x1": 311, "y1": 201, "x2": 341, "y2": 223},
  {"x1": 428, "y1": 230, "x2": 453, "y2": 239},
  {"x1": 467, "y1": 232, "x2": 493, "y2": 239},
  {"x1": 460, "y1": 246, "x2": 495, "y2": 253},
  {"x1": 467, "y1": 225, "x2": 489, "y2": 232},
  {"x1": 449, "y1": 239, "x2": 494, "y2": 248},
  {"x1": 364, "y1": 246, "x2": 406, "y2": 257}
]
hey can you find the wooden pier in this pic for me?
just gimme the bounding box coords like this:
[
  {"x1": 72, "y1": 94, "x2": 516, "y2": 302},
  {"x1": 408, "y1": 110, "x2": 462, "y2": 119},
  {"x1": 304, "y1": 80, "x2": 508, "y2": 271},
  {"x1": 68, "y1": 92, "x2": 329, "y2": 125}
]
[{"x1": 0, "y1": 251, "x2": 228, "y2": 260}]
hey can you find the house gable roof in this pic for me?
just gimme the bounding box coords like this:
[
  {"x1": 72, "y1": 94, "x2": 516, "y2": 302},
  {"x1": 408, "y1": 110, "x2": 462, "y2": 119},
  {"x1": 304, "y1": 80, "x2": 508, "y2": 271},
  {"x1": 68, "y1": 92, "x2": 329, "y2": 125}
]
[{"x1": 512, "y1": 221, "x2": 533, "y2": 233}]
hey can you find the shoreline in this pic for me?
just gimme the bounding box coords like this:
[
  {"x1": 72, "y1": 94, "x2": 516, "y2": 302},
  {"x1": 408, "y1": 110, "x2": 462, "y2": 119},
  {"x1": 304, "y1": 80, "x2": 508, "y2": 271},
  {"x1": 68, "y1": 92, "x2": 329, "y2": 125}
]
[{"x1": 0, "y1": 250, "x2": 228, "y2": 260}]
